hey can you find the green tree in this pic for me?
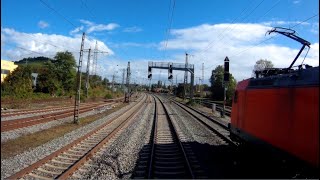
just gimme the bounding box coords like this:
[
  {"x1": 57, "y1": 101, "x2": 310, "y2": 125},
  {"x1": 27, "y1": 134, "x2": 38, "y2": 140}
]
[
  {"x1": 36, "y1": 61, "x2": 62, "y2": 96},
  {"x1": 53, "y1": 51, "x2": 76, "y2": 94},
  {"x1": 253, "y1": 59, "x2": 274, "y2": 73},
  {"x1": 1, "y1": 66, "x2": 33, "y2": 98},
  {"x1": 210, "y1": 65, "x2": 237, "y2": 104}
]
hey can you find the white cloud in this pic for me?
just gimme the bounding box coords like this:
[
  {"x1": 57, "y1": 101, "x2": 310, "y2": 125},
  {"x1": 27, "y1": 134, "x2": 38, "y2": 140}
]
[
  {"x1": 70, "y1": 26, "x2": 84, "y2": 35},
  {"x1": 123, "y1": 26, "x2": 143, "y2": 33},
  {"x1": 262, "y1": 20, "x2": 310, "y2": 26},
  {"x1": 38, "y1": 20, "x2": 49, "y2": 29},
  {"x1": 79, "y1": 19, "x2": 119, "y2": 33},
  {"x1": 157, "y1": 23, "x2": 319, "y2": 82},
  {"x1": 1, "y1": 27, "x2": 114, "y2": 72},
  {"x1": 293, "y1": 0, "x2": 301, "y2": 4},
  {"x1": 311, "y1": 22, "x2": 319, "y2": 34},
  {"x1": 110, "y1": 42, "x2": 157, "y2": 48},
  {"x1": 87, "y1": 23, "x2": 119, "y2": 33},
  {"x1": 79, "y1": 19, "x2": 94, "y2": 26}
]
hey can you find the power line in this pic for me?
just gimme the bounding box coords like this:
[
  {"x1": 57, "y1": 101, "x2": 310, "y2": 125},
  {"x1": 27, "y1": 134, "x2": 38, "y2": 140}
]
[
  {"x1": 196, "y1": 0, "x2": 265, "y2": 57},
  {"x1": 163, "y1": 0, "x2": 176, "y2": 59},
  {"x1": 213, "y1": 0, "x2": 281, "y2": 51},
  {"x1": 3, "y1": 42, "x2": 57, "y2": 61},
  {"x1": 230, "y1": 13, "x2": 319, "y2": 59},
  {"x1": 39, "y1": 0, "x2": 78, "y2": 28},
  {"x1": 81, "y1": 0, "x2": 96, "y2": 19},
  {"x1": 22, "y1": 33, "x2": 79, "y2": 52},
  {"x1": 202, "y1": 13, "x2": 319, "y2": 71},
  {"x1": 291, "y1": 13, "x2": 319, "y2": 28}
]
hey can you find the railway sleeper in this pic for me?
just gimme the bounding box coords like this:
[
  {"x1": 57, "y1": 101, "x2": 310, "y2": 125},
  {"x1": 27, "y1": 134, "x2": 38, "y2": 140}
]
[
  {"x1": 37, "y1": 167, "x2": 61, "y2": 175},
  {"x1": 155, "y1": 151, "x2": 181, "y2": 157},
  {"x1": 154, "y1": 156, "x2": 183, "y2": 161},
  {"x1": 57, "y1": 155, "x2": 78, "y2": 161},
  {"x1": 154, "y1": 165, "x2": 185, "y2": 170},
  {"x1": 44, "y1": 163, "x2": 68, "y2": 170},
  {"x1": 27, "y1": 172, "x2": 52, "y2": 180},
  {"x1": 51, "y1": 159, "x2": 73, "y2": 165},
  {"x1": 153, "y1": 170, "x2": 187, "y2": 177}
]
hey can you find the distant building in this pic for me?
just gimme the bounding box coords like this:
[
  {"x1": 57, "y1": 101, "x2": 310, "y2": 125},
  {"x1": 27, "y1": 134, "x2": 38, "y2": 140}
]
[
  {"x1": 157, "y1": 80, "x2": 162, "y2": 88},
  {"x1": 31, "y1": 73, "x2": 38, "y2": 87},
  {"x1": 1, "y1": 60, "x2": 18, "y2": 82}
]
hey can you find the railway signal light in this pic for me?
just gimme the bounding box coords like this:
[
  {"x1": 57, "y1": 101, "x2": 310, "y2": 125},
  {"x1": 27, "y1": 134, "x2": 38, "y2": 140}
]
[
  {"x1": 148, "y1": 66, "x2": 152, "y2": 79},
  {"x1": 224, "y1": 56, "x2": 230, "y2": 82},
  {"x1": 168, "y1": 64, "x2": 173, "y2": 79}
]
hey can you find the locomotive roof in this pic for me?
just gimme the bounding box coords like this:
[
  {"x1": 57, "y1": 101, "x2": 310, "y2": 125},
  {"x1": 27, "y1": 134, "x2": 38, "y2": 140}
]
[{"x1": 248, "y1": 66, "x2": 319, "y2": 88}]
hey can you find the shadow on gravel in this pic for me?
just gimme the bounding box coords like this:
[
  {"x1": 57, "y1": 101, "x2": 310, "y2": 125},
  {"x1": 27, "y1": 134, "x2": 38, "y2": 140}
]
[{"x1": 131, "y1": 141, "x2": 319, "y2": 179}]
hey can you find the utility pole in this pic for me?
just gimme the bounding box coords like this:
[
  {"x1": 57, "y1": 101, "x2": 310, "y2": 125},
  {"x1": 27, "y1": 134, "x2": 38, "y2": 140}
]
[
  {"x1": 125, "y1": 62, "x2": 131, "y2": 103},
  {"x1": 93, "y1": 41, "x2": 98, "y2": 76},
  {"x1": 92, "y1": 41, "x2": 107, "y2": 76},
  {"x1": 122, "y1": 68, "x2": 125, "y2": 89},
  {"x1": 183, "y1": 53, "x2": 188, "y2": 100},
  {"x1": 201, "y1": 62, "x2": 204, "y2": 97},
  {"x1": 74, "y1": 32, "x2": 85, "y2": 124},
  {"x1": 85, "y1": 48, "x2": 91, "y2": 98},
  {"x1": 112, "y1": 73, "x2": 115, "y2": 94}
]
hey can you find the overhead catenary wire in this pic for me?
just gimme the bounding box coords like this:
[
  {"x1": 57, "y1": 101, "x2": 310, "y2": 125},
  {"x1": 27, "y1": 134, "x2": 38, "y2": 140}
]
[
  {"x1": 195, "y1": 0, "x2": 265, "y2": 58},
  {"x1": 4, "y1": 42, "x2": 57, "y2": 60},
  {"x1": 230, "y1": 13, "x2": 319, "y2": 59},
  {"x1": 163, "y1": 0, "x2": 176, "y2": 59},
  {"x1": 81, "y1": 0, "x2": 96, "y2": 19},
  {"x1": 39, "y1": 0, "x2": 78, "y2": 29},
  {"x1": 202, "y1": 13, "x2": 319, "y2": 71}
]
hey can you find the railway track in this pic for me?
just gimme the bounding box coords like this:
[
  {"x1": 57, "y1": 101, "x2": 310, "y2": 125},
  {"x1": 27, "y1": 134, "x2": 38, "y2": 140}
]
[
  {"x1": 168, "y1": 97, "x2": 237, "y2": 146},
  {"x1": 1, "y1": 101, "x2": 103, "y2": 118},
  {"x1": 1, "y1": 101, "x2": 117, "y2": 132},
  {"x1": 1, "y1": 97, "x2": 124, "y2": 118},
  {"x1": 192, "y1": 98, "x2": 232, "y2": 116},
  {"x1": 133, "y1": 95, "x2": 207, "y2": 179},
  {"x1": 7, "y1": 94, "x2": 148, "y2": 180}
]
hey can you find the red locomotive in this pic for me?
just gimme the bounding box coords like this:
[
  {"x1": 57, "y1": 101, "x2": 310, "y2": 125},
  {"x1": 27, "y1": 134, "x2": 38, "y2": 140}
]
[{"x1": 229, "y1": 27, "x2": 319, "y2": 167}]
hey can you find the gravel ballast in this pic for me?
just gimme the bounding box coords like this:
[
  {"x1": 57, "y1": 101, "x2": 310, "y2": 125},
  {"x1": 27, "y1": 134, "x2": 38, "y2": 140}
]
[
  {"x1": 1, "y1": 104, "x2": 116, "y2": 142},
  {"x1": 1, "y1": 97, "x2": 143, "y2": 180},
  {"x1": 77, "y1": 100, "x2": 155, "y2": 179}
]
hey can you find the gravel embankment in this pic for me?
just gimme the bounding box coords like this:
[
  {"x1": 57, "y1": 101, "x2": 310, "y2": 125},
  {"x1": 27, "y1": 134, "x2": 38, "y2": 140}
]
[
  {"x1": 1, "y1": 96, "x2": 143, "y2": 180},
  {"x1": 76, "y1": 100, "x2": 154, "y2": 179},
  {"x1": 165, "y1": 99, "x2": 227, "y2": 146},
  {"x1": 1, "y1": 104, "x2": 116, "y2": 142}
]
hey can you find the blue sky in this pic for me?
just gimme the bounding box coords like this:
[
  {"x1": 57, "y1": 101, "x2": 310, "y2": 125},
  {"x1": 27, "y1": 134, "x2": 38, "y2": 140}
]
[{"x1": 1, "y1": 0, "x2": 319, "y2": 84}]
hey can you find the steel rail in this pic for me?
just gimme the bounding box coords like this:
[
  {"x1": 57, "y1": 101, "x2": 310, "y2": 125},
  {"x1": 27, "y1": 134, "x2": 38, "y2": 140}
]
[
  {"x1": 169, "y1": 97, "x2": 238, "y2": 147},
  {"x1": 7, "y1": 94, "x2": 147, "y2": 180},
  {"x1": 1, "y1": 102, "x2": 117, "y2": 132},
  {"x1": 149, "y1": 95, "x2": 195, "y2": 178}
]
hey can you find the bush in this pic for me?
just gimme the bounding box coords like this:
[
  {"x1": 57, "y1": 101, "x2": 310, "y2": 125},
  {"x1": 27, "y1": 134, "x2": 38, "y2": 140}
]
[{"x1": 104, "y1": 93, "x2": 113, "y2": 99}]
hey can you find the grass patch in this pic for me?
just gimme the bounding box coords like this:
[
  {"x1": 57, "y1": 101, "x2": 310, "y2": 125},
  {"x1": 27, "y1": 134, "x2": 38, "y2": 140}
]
[
  {"x1": 186, "y1": 100, "x2": 197, "y2": 106},
  {"x1": 1, "y1": 103, "x2": 127, "y2": 159}
]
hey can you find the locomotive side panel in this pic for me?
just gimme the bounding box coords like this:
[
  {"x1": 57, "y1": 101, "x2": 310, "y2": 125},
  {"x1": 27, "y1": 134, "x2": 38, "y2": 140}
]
[
  {"x1": 230, "y1": 67, "x2": 319, "y2": 166},
  {"x1": 244, "y1": 89, "x2": 289, "y2": 148},
  {"x1": 288, "y1": 87, "x2": 319, "y2": 166},
  {"x1": 243, "y1": 87, "x2": 318, "y2": 166},
  {"x1": 231, "y1": 79, "x2": 249, "y2": 129}
]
